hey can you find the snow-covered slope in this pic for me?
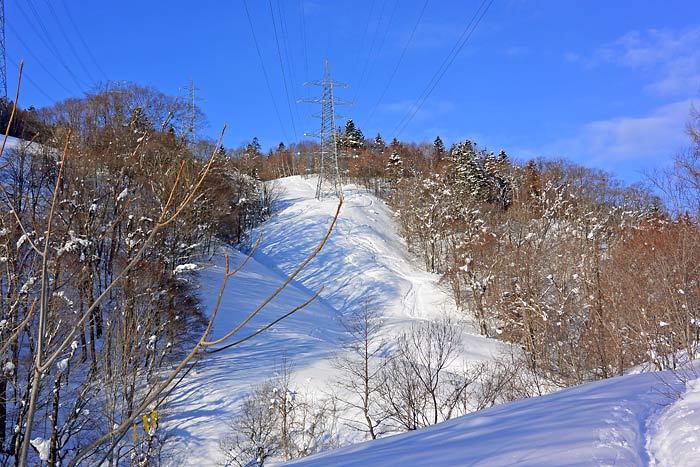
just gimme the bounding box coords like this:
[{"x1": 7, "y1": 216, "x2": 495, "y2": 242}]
[
  {"x1": 165, "y1": 176, "x2": 503, "y2": 465},
  {"x1": 284, "y1": 369, "x2": 699, "y2": 467}
]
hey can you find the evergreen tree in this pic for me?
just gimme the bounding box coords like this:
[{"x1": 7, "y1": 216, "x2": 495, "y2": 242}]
[
  {"x1": 488, "y1": 150, "x2": 513, "y2": 209},
  {"x1": 386, "y1": 150, "x2": 403, "y2": 181},
  {"x1": 523, "y1": 160, "x2": 541, "y2": 200},
  {"x1": 451, "y1": 140, "x2": 487, "y2": 200},
  {"x1": 243, "y1": 137, "x2": 263, "y2": 179},
  {"x1": 373, "y1": 133, "x2": 386, "y2": 154},
  {"x1": 217, "y1": 145, "x2": 227, "y2": 159},
  {"x1": 433, "y1": 136, "x2": 445, "y2": 159},
  {"x1": 246, "y1": 136, "x2": 262, "y2": 157},
  {"x1": 129, "y1": 105, "x2": 151, "y2": 134},
  {"x1": 343, "y1": 119, "x2": 365, "y2": 150}
]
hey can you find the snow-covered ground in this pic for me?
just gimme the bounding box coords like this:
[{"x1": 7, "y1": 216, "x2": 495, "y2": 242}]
[
  {"x1": 165, "y1": 176, "x2": 503, "y2": 465},
  {"x1": 648, "y1": 373, "x2": 700, "y2": 466},
  {"x1": 165, "y1": 175, "x2": 700, "y2": 466},
  {"x1": 284, "y1": 369, "x2": 697, "y2": 467}
]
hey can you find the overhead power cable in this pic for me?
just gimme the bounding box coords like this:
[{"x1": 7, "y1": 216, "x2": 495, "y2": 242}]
[
  {"x1": 366, "y1": 0, "x2": 430, "y2": 125},
  {"x1": 15, "y1": 0, "x2": 88, "y2": 91},
  {"x1": 269, "y1": 0, "x2": 299, "y2": 140},
  {"x1": 241, "y1": 0, "x2": 289, "y2": 142},
  {"x1": 299, "y1": 0, "x2": 309, "y2": 87},
  {"x1": 7, "y1": 23, "x2": 79, "y2": 96},
  {"x1": 392, "y1": 0, "x2": 494, "y2": 138},
  {"x1": 57, "y1": 0, "x2": 110, "y2": 81},
  {"x1": 276, "y1": 0, "x2": 303, "y2": 128},
  {"x1": 7, "y1": 56, "x2": 56, "y2": 102},
  {"x1": 351, "y1": 0, "x2": 377, "y2": 87},
  {"x1": 43, "y1": 0, "x2": 97, "y2": 84},
  {"x1": 368, "y1": 0, "x2": 400, "y2": 77},
  {"x1": 352, "y1": 0, "x2": 390, "y2": 102}
]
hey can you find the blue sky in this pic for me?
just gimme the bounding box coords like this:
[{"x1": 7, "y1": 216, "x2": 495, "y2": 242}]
[{"x1": 6, "y1": 0, "x2": 700, "y2": 183}]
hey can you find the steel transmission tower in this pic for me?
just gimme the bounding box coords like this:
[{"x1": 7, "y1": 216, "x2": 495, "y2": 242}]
[
  {"x1": 299, "y1": 59, "x2": 352, "y2": 199},
  {"x1": 179, "y1": 78, "x2": 203, "y2": 145},
  {"x1": 0, "y1": 0, "x2": 6, "y2": 99}
]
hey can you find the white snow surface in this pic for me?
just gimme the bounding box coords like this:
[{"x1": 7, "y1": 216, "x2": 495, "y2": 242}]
[
  {"x1": 2, "y1": 135, "x2": 44, "y2": 158},
  {"x1": 648, "y1": 375, "x2": 700, "y2": 466},
  {"x1": 30, "y1": 437, "x2": 50, "y2": 461},
  {"x1": 284, "y1": 370, "x2": 690, "y2": 467},
  {"x1": 165, "y1": 177, "x2": 503, "y2": 465}
]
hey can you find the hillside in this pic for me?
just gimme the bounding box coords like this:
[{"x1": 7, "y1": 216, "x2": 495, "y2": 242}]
[
  {"x1": 165, "y1": 175, "x2": 700, "y2": 466},
  {"x1": 165, "y1": 176, "x2": 504, "y2": 465},
  {"x1": 284, "y1": 368, "x2": 700, "y2": 467}
]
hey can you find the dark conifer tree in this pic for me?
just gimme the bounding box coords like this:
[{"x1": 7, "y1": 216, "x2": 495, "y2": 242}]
[
  {"x1": 433, "y1": 136, "x2": 445, "y2": 159},
  {"x1": 373, "y1": 133, "x2": 386, "y2": 154}
]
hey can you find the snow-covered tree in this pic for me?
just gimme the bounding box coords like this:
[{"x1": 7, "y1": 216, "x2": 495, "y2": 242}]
[
  {"x1": 386, "y1": 150, "x2": 403, "y2": 182},
  {"x1": 342, "y1": 119, "x2": 365, "y2": 151},
  {"x1": 372, "y1": 133, "x2": 386, "y2": 154}
]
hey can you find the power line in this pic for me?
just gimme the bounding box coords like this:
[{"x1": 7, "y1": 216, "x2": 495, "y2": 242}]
[
  {"x1": 269, "y1": 0, "x2": 298, "y2": 140},
  {"x1": 393, "y1": 0, "x2": 493, "y2": 136},
  {"x1": 351, "y1": 0, "x2": 377, "y2": 88},
  {"x1": 0, "y1": 0, "x2": 6, "y2": 98},
  {"x1": 25, "y1": 0, "x2": 91, "y2": 89},
  {"x1": 15, "y1": 0, "x2": 89, "y2": 91},
  {"x1": 276, "y1": 0, "x2": 303, "y2": 129},
  {"x1": 241, "y1": 0, "x2": 289, "y2": 142},
  {"x1": 7, "y1": 22, "x2": 79, "y2": 96},
  {"x1": 58, "y1": 0, "x2": 109, "y2": 81},
  {"x1": 7, "y1": 56, "x2": 56, "y2": 102},
  {"x1": 368, "y1": 0, "x2": 400, "y2": 78},
  {"x1": 392, "y1": 0, "x2": 494, "y2": 138},
  {"x1": 299, "y1": 0, "x2": 309, "y2": 86},
  {"x1": 42, "y1": 0, "x2": 98, "y2": 84},
  {"x1": 365, "y1": 0, "x2": 430, "y2": 125},
  {"x1": 352, "y1": 0, "x2": 389, "y2": 102}
]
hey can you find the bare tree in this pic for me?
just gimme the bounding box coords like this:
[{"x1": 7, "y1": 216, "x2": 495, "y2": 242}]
[
  {"x1": 220, "y1": 362, "x2": 339, "y2": 466},
  {"x1": 378, "y1": 318, "x2": 470, "y2": 431},
  {"x1": 219, "y1": 382, "x2": 281, "y2": 467},
  {"x1": 333, "y1": 304, "x2": 386, "y2": 439}
]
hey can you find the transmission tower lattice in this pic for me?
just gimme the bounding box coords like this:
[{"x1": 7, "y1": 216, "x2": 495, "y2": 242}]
[
  {"x1": 299, "y1": 59, "x2": 353, "y2": 199},
  {"x1": 179, "y1": 77, "x2": 203, "y2": 146},
  {"x1": 0, "y1": 0, "x2": 6, "y2": 99}
]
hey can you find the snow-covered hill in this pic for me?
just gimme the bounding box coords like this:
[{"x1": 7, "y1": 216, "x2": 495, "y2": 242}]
[
  {"x1": 166, "y1": 175, "x2": 699, "y2": 466},
  {"x1": 284, "y1": 368, "x2": 700, "y2": 467},
  {"x1": 165, "y1": 176, "x2": 503, "y2": 465}
]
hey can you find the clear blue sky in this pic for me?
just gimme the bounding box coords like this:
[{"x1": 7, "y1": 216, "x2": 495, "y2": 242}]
[{"x1": 6, "y1": 0, "x2": 700, "y2": 183}]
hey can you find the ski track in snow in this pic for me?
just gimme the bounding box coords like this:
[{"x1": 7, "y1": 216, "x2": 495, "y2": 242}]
[{"x1": 164, "y1": 176, "x2": 502, "y2": 466}]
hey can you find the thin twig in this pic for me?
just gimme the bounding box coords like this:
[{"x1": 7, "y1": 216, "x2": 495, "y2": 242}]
[
  {"x1": 0, "y1": 60, "x2": 23, "y2": 159},
  {"x1": 203, "y1": 197, "x2": 343, "y2": 346},
  {"x1": 206, "y1": 286, "x2": 324, "y2": 354},
  {"x1": 0, "y1": 132, "x2": 38, "y2": 171},
  {"x1": 0, "y1": 298, "x2": 37, "y2": 355}
]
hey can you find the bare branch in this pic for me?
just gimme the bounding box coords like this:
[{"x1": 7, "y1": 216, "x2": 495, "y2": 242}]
[
  {"x1": 0, "y1": 60, "x2": 23, "y2": 159},
  {"x1": 203, "y1": 197, "x2": 343, "y2": 346},
  {"x1": 0, "y1": 298, "x2": 37, "y2": 356}
]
